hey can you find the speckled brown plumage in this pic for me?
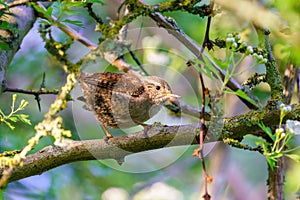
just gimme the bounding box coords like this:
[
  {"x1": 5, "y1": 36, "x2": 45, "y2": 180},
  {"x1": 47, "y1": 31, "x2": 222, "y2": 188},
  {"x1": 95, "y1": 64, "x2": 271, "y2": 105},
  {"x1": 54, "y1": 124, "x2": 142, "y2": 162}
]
[{"x1": 78, "y1": 70, "x2": 179, "y2": 139}]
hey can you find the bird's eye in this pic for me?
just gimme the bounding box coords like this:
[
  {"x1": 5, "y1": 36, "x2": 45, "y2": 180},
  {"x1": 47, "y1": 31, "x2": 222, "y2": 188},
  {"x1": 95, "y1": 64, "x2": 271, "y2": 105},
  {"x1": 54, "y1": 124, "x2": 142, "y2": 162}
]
[{"x1": 156, "y1": 85, "x2": 161, "y2": 90}]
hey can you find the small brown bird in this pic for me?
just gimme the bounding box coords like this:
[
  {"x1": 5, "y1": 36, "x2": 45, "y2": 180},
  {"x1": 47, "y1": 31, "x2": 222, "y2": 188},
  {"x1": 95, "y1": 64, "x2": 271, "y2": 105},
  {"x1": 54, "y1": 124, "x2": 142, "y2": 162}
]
[{"x1": 78, "y1": 70, "x2": 179, "y2": 140}]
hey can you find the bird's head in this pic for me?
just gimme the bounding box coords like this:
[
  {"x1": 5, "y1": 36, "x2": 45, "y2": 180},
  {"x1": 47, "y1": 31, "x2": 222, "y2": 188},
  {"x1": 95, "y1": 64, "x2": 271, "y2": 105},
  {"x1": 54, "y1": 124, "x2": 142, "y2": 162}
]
[{"x1": 142, "y1": 76, "x2": 180, "y2": 104}]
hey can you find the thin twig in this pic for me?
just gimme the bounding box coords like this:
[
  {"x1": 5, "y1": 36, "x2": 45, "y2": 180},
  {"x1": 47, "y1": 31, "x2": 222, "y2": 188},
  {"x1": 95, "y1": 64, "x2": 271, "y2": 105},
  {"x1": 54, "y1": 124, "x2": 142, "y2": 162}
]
[
  {"x1": 198, "y1": 71, "x2": 210, "y2": 199},
  {"x1": 200, "y1": 1, "x2": 214, "y2": 54},
  {"x1": 126, "y1": 46, "x2": 149, "y2": 76},
  {"x1": 3, "y1": 87, "x2": 59, "y2": 95},
  {"x1": 192, "y1": 4, "x2": 214, "y2": 198},
  {"x1": 297, "y1": 68, "x2": 300, "y2": 103},
  {"x1": 36, "y1": 2, "x2": 97, "y2": 50},
  {"x1": 283, "y1": 63, "x2": 297, "y2": 104},
  {"x1": 148, "y1": 12, "x2": 259, "y2": 110},
  {"x1": 85, "y1": 3, "x2": 103, "y2": 24},
  {"x1": 263, "y1": 28, "x2": 284, "y2": 100},
  {"x1": 3, "y1": 72, "x2": 60, "y2": 111},
  {"x1": 0, "y1": 0, "x2": 48, "y2": 10}
]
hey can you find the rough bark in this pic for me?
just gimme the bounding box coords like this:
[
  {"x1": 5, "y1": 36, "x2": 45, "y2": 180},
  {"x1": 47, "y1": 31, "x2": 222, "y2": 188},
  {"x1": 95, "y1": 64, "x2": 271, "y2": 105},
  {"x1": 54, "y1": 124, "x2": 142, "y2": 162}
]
[
  {"x1": 0, "y1": 5, "x2": 36, "y2": 87},
  {"x1": 267, "y1": 157, "x2": 285, "y2": 200}
]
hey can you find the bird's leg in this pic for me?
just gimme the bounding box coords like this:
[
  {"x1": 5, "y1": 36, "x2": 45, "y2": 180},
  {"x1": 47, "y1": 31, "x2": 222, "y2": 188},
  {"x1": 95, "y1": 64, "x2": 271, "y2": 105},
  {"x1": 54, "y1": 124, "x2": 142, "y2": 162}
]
[
  {"x1": 102, "y1": 124, "x2": 114, "y2": 142},
  {"x1": 133, "y1": 120, "x2": 149, "y2": 138}
]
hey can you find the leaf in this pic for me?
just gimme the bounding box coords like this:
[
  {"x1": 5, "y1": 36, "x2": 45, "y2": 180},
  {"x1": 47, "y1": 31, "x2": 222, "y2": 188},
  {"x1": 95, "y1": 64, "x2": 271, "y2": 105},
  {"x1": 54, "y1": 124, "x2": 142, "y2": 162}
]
[
  {"x1": 193, "y1": 57, "x2": 219, "y2": 81},
  {"x1": 266, "y1": 156, "x2": 277, "y2": 170},
  {"x1": 0, "y1": 21, "x2": 11, "y2": 30},
  {"x1": 202, "y1": 56, "x2": 222, "y2": 79},
  {"x1": 0, "y1": 42, "x2": 10, "y2": 50},
  {"x1": 3, "y1": 120, "x2": 15, "y2": 130},
  {"x1": 46, "y1": 6, "x2": 53, "y2": 17},
  {"x1": 87, "y1": 0, "x2": 105, "y2": 5},
  {"x1": 0, "y1": 109, "x2": 5, "y2": 117},
  {"x1": 31, "y1": 3, "x2": 52, "y2": 21},
  {"x1": 285, "y1": 154, "x2": 300, "y2": 162},
  {"x1": 39, "y1": 19, "x2": 51, "y2": 26},
  {"x1": 225, "y1": 89, "x2": 260, "y2": 109},
  {"x1": 266, "y1": 152, "x2": 284, "y2": 170},
  {"x1": 8, "y1": 116, "x2": 18, "y2": 123},
  {"x1": 31, "y1": 3, "x2": 47, "y2": 15},
  {"x1": 62, "y1": 19, "x2": 84, "y2": 28},
  {"x1": 257, "y1": 122, "x2": 275, "y2": 141},
  {"x1": 16, "y1": 114, "x2": 31, "y2": 125}
]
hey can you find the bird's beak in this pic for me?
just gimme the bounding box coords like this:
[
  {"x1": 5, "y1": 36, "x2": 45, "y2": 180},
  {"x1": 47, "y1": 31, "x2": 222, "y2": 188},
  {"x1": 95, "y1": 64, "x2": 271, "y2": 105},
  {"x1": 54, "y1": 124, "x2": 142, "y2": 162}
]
[{"x1": 162, "y1": 92, "x2": 181, "y2": 99}]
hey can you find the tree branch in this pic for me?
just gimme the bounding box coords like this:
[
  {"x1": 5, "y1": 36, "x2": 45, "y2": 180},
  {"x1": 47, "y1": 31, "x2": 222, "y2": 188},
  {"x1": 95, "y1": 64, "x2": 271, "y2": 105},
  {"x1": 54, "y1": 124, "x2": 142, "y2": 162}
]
[
  {"x1": 3, "y1": 101, "x2": 300, "y2": 184},
  {"x1": 0, "y1": 5, "x2": 36, "y2": 90},
  {"x1": 148, "y1": 12, "x2": 259, "y2": 110}
]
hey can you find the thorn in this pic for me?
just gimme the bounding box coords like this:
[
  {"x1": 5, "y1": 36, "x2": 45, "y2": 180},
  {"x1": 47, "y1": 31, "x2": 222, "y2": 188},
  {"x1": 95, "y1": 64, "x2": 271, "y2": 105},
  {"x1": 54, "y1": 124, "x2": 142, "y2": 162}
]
[
  {"x1": 35, "y1": 94, "x2": 41, "y2": 112},
  {"x1": 40, "y1": 72, "x2": 46, "y2": 89},
  {"x1": 202, "y1": 193, "x2": 211, "y2": 200}
]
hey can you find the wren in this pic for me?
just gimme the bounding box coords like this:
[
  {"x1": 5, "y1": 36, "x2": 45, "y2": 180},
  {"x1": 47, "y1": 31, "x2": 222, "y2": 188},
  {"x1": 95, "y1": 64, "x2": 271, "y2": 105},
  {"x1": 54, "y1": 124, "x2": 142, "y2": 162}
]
[{"x1": 78, "y1": 70, "x2": 179, "y2": 140}]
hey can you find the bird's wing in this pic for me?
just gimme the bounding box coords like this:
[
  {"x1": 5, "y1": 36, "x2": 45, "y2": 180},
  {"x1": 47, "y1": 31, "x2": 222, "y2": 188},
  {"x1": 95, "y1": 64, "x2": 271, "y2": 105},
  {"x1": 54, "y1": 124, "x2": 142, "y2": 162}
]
[
  {"x1": 113, "y1": 71, "x2": 146, "y2": 97},
  {"x1": 79, "y1": 71, "x2": 145, "y2": 98},
  {"x1": 79, "y1": 72, "x2": 123, "y2": 89}
]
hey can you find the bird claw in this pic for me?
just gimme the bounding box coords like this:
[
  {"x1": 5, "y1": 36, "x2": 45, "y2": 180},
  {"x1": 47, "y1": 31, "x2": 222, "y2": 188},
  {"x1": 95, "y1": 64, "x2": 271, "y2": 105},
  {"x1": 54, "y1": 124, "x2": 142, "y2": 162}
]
[
  {"x1": 104, "y1": 135, "x2": 113, "y2": 142},
  {"x1": 143, "y1": 125, "x2": 149, "y2": 139}
]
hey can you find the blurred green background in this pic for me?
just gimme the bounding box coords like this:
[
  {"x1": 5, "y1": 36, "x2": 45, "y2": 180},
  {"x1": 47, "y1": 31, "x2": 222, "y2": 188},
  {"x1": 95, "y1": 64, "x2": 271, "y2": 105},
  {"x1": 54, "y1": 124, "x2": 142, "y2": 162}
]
[{"x1": 1, "y1": 0, "x2": 300, "y2": 199}]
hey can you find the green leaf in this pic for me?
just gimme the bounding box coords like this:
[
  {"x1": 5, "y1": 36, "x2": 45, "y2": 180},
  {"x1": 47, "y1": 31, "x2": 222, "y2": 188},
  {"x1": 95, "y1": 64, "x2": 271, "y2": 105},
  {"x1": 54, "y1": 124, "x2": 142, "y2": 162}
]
[
  {"x1": 31, "y1": 3, "x2": 46, "y2": 15},
  {"x1": 31, "y1": 3, "x2": 52, "y2": 21},
  {"x1": 0, "y1": 109, "x2": 5, "y2": 117},
  {"x1": 8, "y1": 116, "x2": 18, "y2": 123},
  {"x1": 193, "y1": 57, "x2": 219, "y2": 81},
  {"x1": 266, "y1": 152, "x2": 283, "y2": 170},
  {"x1": 257, "y1": 122, "x2": 275, "y2": 141},
  {"x1": 266, "y1": 156, "x2": 277, "y2": 170},
  {"x1": 0, "y1": 42, "x2": 10, "y2": 50},
  {"x1": 46, "y1": 6, "x2": 53, "y2": 17},
  {"x1": 39, "y1": 19, "x2": 51, "y2": 26},
  {"x1": 87, "y1": 0, "x2": 105, "y2": 5},
  {"x1": 62, "y1": 19, "x2": 84, "y2": 28},
  {"x1": 3, "y1": 120, "x2": 15, "y2": 130},
  {"x1": 16, "y1": 114, "x2": 31, "y2": 125},
  {"x1": 0, "y1": 21, "x2": 11, "y2": 30},
  {"x1": 225, "y1": 89, "x2": 260, "y2": 109},
  {"x1": 285, "y1": 154, "x2": 300, "y2": 162}
]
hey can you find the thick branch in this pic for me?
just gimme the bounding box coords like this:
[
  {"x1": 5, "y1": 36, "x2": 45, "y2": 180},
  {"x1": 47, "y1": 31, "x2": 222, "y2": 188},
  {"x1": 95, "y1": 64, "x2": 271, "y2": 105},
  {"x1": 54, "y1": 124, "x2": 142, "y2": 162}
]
[
  {"x1": 0, "y1": 5, "x2": 36, "y2": 87},
  {"x1": 2, "y1": 124, "x2": 199, "y2": 183},
  {"x1": 267, "y1": 157, "x2": 284, "y2": 200},
  {"x1": 3, "y1": 102, "x2": 300, "y2": 184}
]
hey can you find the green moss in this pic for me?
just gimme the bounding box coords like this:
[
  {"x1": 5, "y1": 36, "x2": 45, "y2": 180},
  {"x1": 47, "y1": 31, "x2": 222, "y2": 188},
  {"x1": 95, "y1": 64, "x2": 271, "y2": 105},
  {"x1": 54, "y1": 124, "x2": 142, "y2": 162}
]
[
  {"x1": 96, "y1": 0, "x2": 210, "y2": 41},
  {"x1": 265, "y1": 61, "x2": 284, "y2": 101}
]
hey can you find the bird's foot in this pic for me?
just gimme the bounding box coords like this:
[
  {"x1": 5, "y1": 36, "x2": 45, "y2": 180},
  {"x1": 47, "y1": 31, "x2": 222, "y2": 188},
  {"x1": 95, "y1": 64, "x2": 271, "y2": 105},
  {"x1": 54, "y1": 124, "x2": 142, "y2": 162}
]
[
  {"x1": 133, "y1": 119, "x2": 149, "y2": 138},
  {"x1": 102, "y1": 125, "x2": 114, "y2": 142},
  {"x1": 143, "y1": 125, "x2": 149, "y2": 139},
  {"x1": 104, "y1": 135, "x2": 114, "y2": 142}
]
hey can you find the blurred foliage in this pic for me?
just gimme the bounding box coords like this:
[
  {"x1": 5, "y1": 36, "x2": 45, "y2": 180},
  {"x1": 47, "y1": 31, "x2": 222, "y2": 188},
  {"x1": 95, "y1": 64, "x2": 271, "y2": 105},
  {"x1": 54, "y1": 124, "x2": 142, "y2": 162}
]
[
  {"x1": 1, "y1": 0, "x2": 300, "y2": 199},
  {"x1": 0, "y1": 94, "x2": 31, "y2": 130},
  {"x1": 0, "y1": 0, "x2": 20, "y2": 50}
]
